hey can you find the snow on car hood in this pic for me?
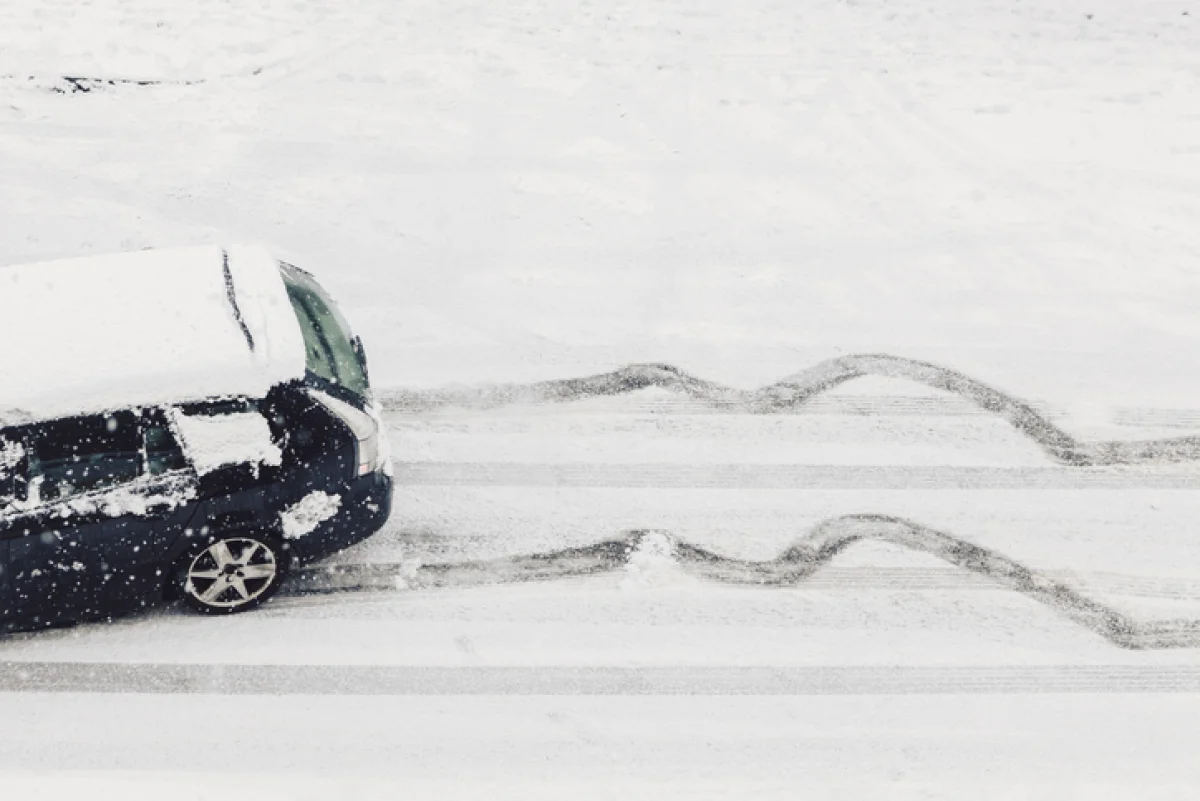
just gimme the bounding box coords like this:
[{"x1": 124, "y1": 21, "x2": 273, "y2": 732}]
[{"x1": 0, "y1": 244, "x2": 306, "y2": 422}]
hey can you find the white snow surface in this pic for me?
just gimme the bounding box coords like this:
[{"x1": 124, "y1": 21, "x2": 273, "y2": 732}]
[
  {"x1": 169, "y1": 408, "x2": 282, "y2": 476},
  {"x1": 0, "y1": 244, "x2": 305, "y2": 422},
  {"x1": 280, "y1": 490, "x2": 341, "y2": 540},
  {"x1": 0, "y1": 0, "x2": 1198, "y2": 410},
  {"x1": 3, "y1": 0, "x2": 1200, "y2": 798}
]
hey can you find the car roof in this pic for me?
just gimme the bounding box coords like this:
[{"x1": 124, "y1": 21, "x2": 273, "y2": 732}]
[{"x1": 0, "y1": 244, "x2": 306, "y2": 425}]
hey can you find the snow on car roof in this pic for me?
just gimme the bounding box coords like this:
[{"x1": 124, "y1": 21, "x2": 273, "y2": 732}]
[{"x1": 0, "y1": 244, "x2": 306, "y2": 424}]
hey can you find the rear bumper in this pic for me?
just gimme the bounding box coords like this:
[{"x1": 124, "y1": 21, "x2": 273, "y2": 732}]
[{"x1": 286, "y1": 470, "x2": 393, "y2": 565}]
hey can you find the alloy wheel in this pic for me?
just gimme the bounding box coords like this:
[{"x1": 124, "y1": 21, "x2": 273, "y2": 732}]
[{"x1": 184, "y1": 537, "x2": 279, "y2": 610}]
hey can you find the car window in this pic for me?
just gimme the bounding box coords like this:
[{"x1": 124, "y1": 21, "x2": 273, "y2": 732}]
[
  {"x1": 292, "y1": 284, "x2": 368, "y2": 397},
  {"x1": 26, "y1": 412, "x2": 144, "y2": 504},
  {"x1": 286, "y1": 286, "x2": 340, "y2": 386},
  {"x1": 280, "y1": 263, "x2": 370, "y2": 399},
  {"x1": 144, "y1": 419, "x2": 188, "y2": 476}
]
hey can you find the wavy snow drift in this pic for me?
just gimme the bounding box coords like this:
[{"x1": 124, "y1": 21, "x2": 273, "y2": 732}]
[
  {"x1": 380, "y1": 354, "x2": 1200, "y2": 467},
  {"x1": 291, "y1": 515, "x2": 1200, "y2": 651}
]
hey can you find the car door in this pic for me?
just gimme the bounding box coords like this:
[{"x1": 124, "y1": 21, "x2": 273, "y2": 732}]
[{"x1": 4, "y1": 409, "x2": 200, "y2": 627}]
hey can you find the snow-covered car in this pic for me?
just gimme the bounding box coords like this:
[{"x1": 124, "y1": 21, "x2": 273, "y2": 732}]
[{"x1": 0, "y1": 245, "x2": 392, "y2": 628}]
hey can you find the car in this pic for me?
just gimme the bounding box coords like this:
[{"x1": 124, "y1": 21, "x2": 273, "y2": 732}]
[{"x1": 0, "y1": 245, "x2": 392, "y2": 629}]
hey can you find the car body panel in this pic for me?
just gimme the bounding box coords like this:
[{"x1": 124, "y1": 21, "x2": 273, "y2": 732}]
[
  {"x1": 3, "y1": 472, "x2": 199, "y2": 625},
  {"x1": 0, "y1": 540, "x2": 10, "y2": 621}
]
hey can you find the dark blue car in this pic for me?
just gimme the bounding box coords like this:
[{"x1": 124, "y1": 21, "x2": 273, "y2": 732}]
[{"x1": 0, "y1": 248, "x2": 392, "y2": 629}]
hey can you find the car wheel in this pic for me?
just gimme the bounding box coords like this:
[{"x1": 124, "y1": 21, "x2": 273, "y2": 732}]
[{"x1": 177, "y1": 534, "x2": 287, "y2": 615}]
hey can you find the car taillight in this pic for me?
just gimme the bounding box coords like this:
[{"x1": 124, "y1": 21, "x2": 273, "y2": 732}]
[{"x1": 307, "y1": 389, "x2": 385, "y2": 477}]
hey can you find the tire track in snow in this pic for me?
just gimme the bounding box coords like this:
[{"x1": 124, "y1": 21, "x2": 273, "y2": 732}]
[
  {"x1": 0, "y1": 28, "x2": 374, "y2": 95},
  {"x1": 5, "y1": 662, "x2": 1200, "y2": 695},
  {"x1": 289, "y1": 515, "x2": 1200, "y2": 650},
  {"x1": 379, "y1": 353, "x2": 1200, "y2": 467},
  {"x1": 393, "y1": 463, "x2": 1200, "y2": 489},
  {"x1": 0, "y1": 74, "x2": 207, "y2": 93}
]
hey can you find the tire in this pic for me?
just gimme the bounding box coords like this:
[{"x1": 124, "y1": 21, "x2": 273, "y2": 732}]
[{"x1": 176, "y1": 533, "x2": 288, "y2": 615}]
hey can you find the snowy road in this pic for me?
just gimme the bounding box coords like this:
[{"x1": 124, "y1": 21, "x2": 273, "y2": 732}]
[
  {"x1": 5, "y1": 373, "x2": 1200, "y2": 799},
  {"x1": 5, "y1": 0, "x2": 1200, "y2": 796},
  {"x1": 15, "y1": 662, "x2": 1200, "y2": 695},
  {"x1": 6, "y1": 574, "x2": 1200, "y2": 799},
  {"x1": 4, "y1": 401, "x2": 1200, "y2": 795},
  {"x1": 5, "y1": 693, "x2": 1200, "y2": 801}
]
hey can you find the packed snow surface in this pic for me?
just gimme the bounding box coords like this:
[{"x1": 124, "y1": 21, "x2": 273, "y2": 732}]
[
  {"x1": 2, "y1": 0, "x2": 1200, "y2": 798},
  {"x1": 2, "y1": 0, "x2": 1196, "y2": 412},
  {"x1": 0, "y1": 244, "x2": 305, "y2": 422}
]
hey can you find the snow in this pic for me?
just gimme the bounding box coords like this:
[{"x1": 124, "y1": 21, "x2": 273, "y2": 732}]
[
  {"x1": 0, "y1": 245, "x2": 305, "y2": 422},
  {"x1": 3, "y1": 694, "x2": 1197, "y2": 801},
  {"x1": 169, "y1": 408, "x2": 282, "y2": 476},
  {"x1": 619, "y1": 531, "x2": 694, "y2": 590},
  {"x1": 280, "y1": 490, "x2": 341, "y2": 540},
  {"x1": 47, "y1": 472, "x2": 196, "y2": 520},
  {"x1": 0, "y1": 437, "x2": 22, "y2": 499},
  {"x1": 0, "y1": 0, "x2": 1198, "y2": 409},
  {"x1": 2, "y1": 0, "x2": 1200, "y2": 797},
  {"x1": 2, "y1": 469, "x2": 195, "y2": 521},
  {"x1": 0, "y1": 0, "x2": 361, "y2": 85}
]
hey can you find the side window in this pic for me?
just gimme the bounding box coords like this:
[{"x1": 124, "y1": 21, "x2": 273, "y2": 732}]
[
  {"x1": 26, "y1": 412, "x2": 143, "y2": 504},
  {"x1": 144, "y1": 419, "x2": 187, "y2": 476}
]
